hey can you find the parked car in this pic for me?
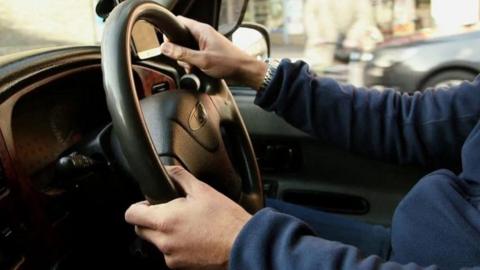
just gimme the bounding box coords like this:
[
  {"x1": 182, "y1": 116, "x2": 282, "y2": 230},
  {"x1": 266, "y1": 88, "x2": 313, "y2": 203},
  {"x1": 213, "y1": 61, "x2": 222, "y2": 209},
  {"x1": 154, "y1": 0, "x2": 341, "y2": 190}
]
[{"x1": 363, "y1": 29, "x2": 480, "y2": 92}]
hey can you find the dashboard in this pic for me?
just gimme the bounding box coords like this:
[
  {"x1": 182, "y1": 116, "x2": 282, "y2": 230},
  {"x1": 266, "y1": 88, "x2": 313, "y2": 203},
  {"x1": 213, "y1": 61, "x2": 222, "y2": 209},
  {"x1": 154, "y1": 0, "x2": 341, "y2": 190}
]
[
  {"x1": 0, "y1": 49, "x2": 179, "y2": 269},
  {"x1": 11, "y1": 70, "x2": 109, "y2": 176},
  {"x1": 10, "y1": 65, "x2": 176, "y2": 178}
]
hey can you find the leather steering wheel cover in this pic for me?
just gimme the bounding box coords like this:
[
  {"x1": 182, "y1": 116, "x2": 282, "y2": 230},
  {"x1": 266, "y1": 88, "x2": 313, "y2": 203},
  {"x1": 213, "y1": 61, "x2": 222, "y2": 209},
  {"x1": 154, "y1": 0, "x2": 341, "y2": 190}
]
[
  {"x1": 101, "y1": 0, "x2": 264, "y2": 211},
  {"x1": 101, "y1": 0, "x2": 186, "y2": 203}
]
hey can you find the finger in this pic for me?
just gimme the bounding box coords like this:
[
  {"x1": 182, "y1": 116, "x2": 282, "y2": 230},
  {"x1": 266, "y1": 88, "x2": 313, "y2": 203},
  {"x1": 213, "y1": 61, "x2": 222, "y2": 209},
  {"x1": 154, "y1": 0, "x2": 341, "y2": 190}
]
[
  {"x1": 160, "y1": 42, "x2": 206, "y2": 68},
  {"x1": 176, "y1": 15, "x2": 209, "y2": 41},
  {"x1": 165, "y1": 166, "x2": 198, "y2": 195},
  {"x1": 164, "y1": 254, "x2": 184, "y2": 270},
  {"x1": 137, "y1": 200, "x2": 150, "y2": 206},
  {"x1": 162, "y1": 34, "x2": 169, "y2": 43},
  {"x1": 135, "y1": 226, "x2": 175, "y2": 255},
  {"x1": 126, "y1": 201, "x2": 180, "y2": 232},
  {"x1": 177, "y1": 60, "x2": 192, "y2": 73},
  {"x1": 125, "y1": 201, "x2": 161, "y2": 229}
]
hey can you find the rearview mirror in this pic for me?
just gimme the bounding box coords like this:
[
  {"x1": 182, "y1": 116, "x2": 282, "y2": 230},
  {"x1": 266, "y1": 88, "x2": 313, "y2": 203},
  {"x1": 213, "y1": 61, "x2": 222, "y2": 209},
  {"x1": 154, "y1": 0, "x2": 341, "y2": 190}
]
[
  {"x1": 232, "y1": 23, "x2": 271, "y2": 60},
  {"x1": 218, "y1": 0, "x2": 248, "y2": 36}
]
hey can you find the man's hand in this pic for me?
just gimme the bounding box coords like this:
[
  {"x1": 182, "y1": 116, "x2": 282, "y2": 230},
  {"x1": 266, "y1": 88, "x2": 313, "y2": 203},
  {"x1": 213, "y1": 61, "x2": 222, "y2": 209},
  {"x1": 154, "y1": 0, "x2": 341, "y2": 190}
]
[
  {"x1": 161, "y1": 16, "x2": 268, "y2": 90},
  {"x1": 125, "y1": 166, "x2": 252, "y2": 269}
]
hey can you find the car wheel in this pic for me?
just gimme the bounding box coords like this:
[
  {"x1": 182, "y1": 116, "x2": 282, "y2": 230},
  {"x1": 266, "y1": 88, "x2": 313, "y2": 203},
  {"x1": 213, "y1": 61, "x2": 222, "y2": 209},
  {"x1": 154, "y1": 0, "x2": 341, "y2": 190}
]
[{"x1": 423, "y1": 70, "x2": 477, "y2": 89}]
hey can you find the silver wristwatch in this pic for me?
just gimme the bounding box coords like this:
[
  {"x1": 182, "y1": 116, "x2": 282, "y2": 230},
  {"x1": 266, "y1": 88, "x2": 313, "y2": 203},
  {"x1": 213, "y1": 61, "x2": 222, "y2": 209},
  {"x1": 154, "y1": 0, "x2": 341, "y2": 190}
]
[{"x1": 259, "y1": 58, "x2": 280, "y2": 92}]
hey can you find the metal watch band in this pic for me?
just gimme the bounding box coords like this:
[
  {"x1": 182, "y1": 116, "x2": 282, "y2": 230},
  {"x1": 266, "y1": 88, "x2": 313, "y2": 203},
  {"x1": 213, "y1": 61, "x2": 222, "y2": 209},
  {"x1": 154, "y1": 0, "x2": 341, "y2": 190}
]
[{"x1": 259, "y1": 58, "x2": 280, "y2": 92}]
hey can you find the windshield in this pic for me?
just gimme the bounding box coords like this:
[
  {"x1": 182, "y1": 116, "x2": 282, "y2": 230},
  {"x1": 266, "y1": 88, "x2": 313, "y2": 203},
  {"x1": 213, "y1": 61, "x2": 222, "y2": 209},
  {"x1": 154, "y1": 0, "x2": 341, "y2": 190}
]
[
  {"x1": 1, "y1": 0, "x2": 480, "y2": 59},
  {"x1": 0, "y1": 0, "x2": 101, "y2": 56},
  {"x1": 0, "y1": 0, "x2": 246, "y2": 57}
]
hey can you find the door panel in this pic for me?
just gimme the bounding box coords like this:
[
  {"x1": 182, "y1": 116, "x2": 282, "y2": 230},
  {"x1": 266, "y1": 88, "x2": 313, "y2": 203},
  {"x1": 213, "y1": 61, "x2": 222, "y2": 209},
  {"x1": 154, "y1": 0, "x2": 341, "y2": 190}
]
[{"x1": 232, "y1": 88, "x2": 428, "y2": 225}]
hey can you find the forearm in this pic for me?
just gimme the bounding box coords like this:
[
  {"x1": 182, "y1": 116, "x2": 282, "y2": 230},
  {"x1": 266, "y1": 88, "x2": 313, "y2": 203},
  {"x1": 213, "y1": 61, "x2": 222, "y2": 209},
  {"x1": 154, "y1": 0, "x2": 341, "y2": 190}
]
[
  {"x1": 255, "y1": 59, "x2": 480, "y2": 167},
  {"x1": 230, "y1": 209, "x2": 437, "y2": 270}
]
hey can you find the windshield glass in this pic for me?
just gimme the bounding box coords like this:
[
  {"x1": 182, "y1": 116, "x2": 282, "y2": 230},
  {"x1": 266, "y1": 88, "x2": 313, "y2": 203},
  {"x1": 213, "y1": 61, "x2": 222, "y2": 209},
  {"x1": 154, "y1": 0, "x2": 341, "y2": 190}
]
[
  {"x1": 0, "y1": 0, "x2": 101, "y2": 56},
  {"x1": 244, "y1": 0, "x2": 480, "y2": 87},
  {"x1": 0, "y1": 0, "x2": 246, "y2": 56}
]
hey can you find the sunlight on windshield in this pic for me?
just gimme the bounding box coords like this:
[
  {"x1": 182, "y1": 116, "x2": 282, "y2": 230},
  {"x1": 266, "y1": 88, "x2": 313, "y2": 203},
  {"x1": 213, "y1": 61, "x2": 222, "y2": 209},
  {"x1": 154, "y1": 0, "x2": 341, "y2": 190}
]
[{"x1": 0, "y1": 0, "x2": 100, "y2": 56}]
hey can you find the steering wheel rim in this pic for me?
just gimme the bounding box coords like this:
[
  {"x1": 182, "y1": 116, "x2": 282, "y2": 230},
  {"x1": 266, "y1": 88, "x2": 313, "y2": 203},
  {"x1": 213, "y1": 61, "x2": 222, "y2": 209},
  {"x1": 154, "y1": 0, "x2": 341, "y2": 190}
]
[{"x1": 101, "y1": 0, "x2": 263, "y2": 212}]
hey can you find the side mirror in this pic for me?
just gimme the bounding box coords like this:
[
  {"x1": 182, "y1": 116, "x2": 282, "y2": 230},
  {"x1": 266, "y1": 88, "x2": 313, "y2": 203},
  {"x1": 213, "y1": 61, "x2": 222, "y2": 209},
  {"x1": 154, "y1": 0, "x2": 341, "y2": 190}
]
[{"x1": 232, "y1": 23, "x2": 271, "y2": 59}]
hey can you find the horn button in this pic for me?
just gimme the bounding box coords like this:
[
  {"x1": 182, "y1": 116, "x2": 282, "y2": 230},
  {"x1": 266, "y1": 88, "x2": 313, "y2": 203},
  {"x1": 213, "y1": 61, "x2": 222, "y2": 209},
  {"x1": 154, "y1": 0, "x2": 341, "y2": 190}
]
[
  {"x1": 140, "y1": 90, "x2": 242, "y2": 201},
  {"x1": 140, "y1": 90, "x2": 220, "y2": 155}
]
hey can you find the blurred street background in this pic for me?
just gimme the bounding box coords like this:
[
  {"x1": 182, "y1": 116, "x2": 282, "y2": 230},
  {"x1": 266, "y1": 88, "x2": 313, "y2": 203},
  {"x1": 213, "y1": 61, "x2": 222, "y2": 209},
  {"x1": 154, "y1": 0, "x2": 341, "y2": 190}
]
[
  {"x1": 247, "y1": 1, "x2": 477, "y2": 61},
  {"x1": 244, "y1": 0, "x2": 480, "y2": 85},
  {"x1": 1, "y1": 0, "x2": 480, "y2": 86}
]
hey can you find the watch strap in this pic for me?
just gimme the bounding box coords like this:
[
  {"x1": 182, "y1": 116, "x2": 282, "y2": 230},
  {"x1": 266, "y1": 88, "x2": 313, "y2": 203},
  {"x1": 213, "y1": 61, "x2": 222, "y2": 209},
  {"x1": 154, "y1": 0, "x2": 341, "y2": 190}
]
[{"x1": 259, "y1": 58, "x2": 280, "y2": 92}]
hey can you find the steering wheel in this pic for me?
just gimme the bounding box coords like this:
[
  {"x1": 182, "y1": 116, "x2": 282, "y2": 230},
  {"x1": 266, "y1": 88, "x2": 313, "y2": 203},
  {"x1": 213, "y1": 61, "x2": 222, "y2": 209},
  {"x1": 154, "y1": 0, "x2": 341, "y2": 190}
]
[{"x1": 100, "y1": 0, "x2": 263, "y2": 213}]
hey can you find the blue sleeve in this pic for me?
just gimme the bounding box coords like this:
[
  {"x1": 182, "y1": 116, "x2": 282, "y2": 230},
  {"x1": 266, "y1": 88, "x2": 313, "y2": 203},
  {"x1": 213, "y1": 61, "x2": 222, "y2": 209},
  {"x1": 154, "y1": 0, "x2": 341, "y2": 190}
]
[
  {"x1": 229, "y1": 208, "x2": 438, "y2": 270},
  {"x1": 255, "y1": 60, "x2": 480, "y2": 168}
]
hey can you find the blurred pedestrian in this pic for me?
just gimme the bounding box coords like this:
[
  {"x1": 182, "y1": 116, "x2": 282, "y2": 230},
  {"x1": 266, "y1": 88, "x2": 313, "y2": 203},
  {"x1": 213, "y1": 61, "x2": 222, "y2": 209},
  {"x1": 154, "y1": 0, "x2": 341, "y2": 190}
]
[{"x1": 303, "y1": 0, "x2": 380, "y2": 71}]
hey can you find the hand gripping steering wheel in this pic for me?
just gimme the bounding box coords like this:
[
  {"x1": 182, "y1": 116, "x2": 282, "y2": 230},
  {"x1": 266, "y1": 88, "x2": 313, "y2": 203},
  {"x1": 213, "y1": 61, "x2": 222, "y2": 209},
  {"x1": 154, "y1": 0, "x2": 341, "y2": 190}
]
[{"x1": 101, "y1": 0, "x2": 263, "y2": 213}]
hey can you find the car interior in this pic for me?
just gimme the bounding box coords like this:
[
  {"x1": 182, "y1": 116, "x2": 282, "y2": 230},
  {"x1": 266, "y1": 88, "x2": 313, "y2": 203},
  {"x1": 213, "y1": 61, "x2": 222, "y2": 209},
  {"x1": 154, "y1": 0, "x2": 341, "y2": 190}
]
[{"x1": 0, "y1": 0, "x2": 432, "y2": 269}]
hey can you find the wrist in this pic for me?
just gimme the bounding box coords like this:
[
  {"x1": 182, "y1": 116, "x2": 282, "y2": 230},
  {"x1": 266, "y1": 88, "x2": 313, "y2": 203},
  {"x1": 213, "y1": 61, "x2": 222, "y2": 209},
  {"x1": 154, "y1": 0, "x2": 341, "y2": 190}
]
[
  {"x1": 251, "y1": 60, "x2": 268, "y2": 91},
  {"x1": 236, "y1": 57, "x2": 268, "y2": 90},
  {"x1": 258, "y1": 58, "x2": 280, "y2": 92},
  {"x1": 224, "y1": 210, "x2": 252, "y2": 268}
]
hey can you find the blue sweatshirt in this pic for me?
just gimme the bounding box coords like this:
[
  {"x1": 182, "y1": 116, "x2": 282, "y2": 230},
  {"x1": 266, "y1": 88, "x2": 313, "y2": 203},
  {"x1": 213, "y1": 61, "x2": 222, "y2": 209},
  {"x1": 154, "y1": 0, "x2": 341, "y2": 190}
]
[{"x1": 229, "y1": 60, "x2": 480, "y2": 270}]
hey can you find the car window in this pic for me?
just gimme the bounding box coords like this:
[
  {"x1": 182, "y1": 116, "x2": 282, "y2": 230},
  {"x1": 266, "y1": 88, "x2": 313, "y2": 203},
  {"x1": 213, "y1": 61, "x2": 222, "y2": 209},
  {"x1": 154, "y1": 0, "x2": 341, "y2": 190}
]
[
  {"x1": 242, "y1": 0, "x2": 480, "y2": 87},
  {"x1": 0, "y1": 0, "x2": 102, "y2": 57}
]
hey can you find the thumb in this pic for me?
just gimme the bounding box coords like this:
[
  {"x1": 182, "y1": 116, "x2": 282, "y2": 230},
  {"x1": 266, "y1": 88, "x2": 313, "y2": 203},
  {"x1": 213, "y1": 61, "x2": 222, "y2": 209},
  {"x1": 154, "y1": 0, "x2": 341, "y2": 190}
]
[
  {"x1": 165, "y1": 166, "x2": 198, "y2": 195},
  {"x1": 160, "y1": 42, "x2": 206, "y2": 69}
]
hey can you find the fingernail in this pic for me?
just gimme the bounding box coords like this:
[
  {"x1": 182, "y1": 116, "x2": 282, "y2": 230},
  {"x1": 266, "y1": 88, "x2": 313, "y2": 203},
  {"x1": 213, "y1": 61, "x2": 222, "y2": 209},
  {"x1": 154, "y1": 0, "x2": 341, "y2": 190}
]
[{"x1": 161, "y1": 43, "x2": 172, "y2": 55}]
